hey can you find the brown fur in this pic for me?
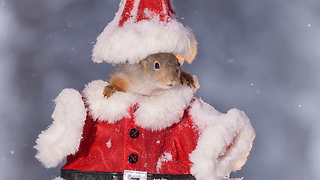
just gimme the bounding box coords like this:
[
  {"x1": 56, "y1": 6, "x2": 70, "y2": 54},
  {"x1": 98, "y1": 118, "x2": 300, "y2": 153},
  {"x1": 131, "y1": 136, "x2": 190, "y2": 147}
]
[
  {"x1": 103, "y1": 53, "x2": 195, "y2": 98},
  {"x1": 103, "y1": 76, "x2": 129, "y2": 97},
  {"x1": 180, "y1": 71, "x2": 195, "y2": 88}
]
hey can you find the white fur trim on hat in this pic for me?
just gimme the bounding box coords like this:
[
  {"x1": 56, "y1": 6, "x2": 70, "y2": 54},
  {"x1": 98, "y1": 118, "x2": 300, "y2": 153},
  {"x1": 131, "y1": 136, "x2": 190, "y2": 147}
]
[
  {"x1": 189, "y1": 99, "x2": 255, "y2": 180},
  {"x1": 92, "y1": 7, "x2": 197, "y2": 64},
  {"x1": 34, "y1": 89, "x2": 87, "y2": 168}
]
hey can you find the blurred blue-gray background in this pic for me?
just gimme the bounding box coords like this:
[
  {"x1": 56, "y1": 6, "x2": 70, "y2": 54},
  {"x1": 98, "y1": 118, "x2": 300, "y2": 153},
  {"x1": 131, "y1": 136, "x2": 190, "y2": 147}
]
[{"x1": 1, "y1": 0, "x2": 319, "y2": 179}]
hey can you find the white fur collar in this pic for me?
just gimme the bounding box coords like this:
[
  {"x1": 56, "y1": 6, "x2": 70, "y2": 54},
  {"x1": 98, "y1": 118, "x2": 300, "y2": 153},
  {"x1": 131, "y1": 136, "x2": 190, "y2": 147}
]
[{"x1": 82, "y1": 80, "x2": 195, "y2": 130}]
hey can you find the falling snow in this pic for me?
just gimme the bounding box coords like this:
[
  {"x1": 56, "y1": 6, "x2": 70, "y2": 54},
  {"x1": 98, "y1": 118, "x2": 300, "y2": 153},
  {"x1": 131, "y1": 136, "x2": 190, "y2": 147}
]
[{"x1": 1, "y1": 1, "x2": 319, "y2": 180}]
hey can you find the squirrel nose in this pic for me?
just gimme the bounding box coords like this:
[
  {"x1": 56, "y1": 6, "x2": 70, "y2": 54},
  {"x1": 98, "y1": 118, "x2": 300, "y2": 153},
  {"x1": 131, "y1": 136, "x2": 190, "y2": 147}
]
[{"x1": 168, "y1": 80, "x2": 174, "y2": 86}]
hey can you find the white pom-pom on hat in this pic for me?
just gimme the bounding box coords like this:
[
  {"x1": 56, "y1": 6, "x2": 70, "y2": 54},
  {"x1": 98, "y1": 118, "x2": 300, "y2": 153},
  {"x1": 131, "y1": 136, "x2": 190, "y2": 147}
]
[{"x1": 92, "y1": 0, "x2": 197, "y2": 65}]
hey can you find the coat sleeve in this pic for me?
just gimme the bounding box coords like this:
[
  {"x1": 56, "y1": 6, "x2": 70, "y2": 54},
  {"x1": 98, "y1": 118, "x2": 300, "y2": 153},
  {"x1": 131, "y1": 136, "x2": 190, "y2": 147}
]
[
  {"x1": 34, "y1": 88, "x2": 87, "y2": 168},
  {"x1": 189, "y1": 98, "x2": 255, "y2": 180}
]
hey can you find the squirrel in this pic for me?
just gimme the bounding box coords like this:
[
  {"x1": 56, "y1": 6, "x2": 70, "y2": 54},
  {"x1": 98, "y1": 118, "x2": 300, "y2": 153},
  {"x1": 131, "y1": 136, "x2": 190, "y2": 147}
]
[{"x1": 103, "y1": 53, "x2": 195, "y2": 98}]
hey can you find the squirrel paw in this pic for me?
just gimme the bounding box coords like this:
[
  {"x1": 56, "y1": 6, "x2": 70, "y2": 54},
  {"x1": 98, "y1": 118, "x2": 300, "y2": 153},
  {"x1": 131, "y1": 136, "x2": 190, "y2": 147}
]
[
  {"x1": 103, "y1": 85, "x2": 118, "y2": 98},
  {"x1": 180, "y1": 71, "x2": 195, "y2": 88}
]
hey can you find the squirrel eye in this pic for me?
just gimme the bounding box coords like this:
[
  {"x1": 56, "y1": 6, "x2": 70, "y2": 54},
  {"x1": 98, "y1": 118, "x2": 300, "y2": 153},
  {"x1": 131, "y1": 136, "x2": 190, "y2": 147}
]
[{"x1": 154, "y1": 62, "x2": 160, "y2": 69}]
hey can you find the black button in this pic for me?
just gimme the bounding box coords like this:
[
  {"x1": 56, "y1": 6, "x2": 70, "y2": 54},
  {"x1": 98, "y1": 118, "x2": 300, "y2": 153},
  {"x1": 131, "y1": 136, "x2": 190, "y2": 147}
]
[
  {"x1": 128, "y1": 153, "x2": 138, "y2": 164},
  {"x1": 129, "y1": 128, "x2": 139, "y2": 139}
]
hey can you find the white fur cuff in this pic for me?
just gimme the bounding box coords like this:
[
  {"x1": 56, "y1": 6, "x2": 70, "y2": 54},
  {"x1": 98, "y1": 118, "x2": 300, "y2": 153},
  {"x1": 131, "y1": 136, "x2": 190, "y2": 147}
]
[
  {"x1": 35, "y1": 88, "x2": 87, "y2": 168},
  {"x1": 189, "y1": 99, "x2": 255, "y2": 180}
]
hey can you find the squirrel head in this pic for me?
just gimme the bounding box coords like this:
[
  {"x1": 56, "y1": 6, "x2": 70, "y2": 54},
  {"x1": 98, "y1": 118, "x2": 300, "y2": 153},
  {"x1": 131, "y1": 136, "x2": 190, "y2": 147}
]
[
  {"x1": 140, "y1": 53, "x2": 181, "y2": 90},
  {"x1": 104, "y1": 52, "x2": 195, "y2": 98}
]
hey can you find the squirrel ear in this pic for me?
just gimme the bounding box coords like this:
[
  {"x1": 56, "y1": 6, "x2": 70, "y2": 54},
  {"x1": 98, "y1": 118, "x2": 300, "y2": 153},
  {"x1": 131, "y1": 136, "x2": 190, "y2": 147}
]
[{"x1": 140, "y1": 59, "x2": 148, "y2": 68}]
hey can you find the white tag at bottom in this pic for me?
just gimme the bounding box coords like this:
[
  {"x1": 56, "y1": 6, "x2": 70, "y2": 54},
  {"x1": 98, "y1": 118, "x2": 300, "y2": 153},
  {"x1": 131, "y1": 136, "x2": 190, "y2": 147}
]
[{"x1": 123, "y1": 170, "x2": 147, "y2": 180}]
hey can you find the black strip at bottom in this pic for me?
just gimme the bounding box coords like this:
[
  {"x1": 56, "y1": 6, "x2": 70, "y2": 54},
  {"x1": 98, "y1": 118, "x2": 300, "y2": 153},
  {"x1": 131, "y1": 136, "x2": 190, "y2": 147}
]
[{"x1": 61, "y1": 169, "x2": 196, "y2": 180}]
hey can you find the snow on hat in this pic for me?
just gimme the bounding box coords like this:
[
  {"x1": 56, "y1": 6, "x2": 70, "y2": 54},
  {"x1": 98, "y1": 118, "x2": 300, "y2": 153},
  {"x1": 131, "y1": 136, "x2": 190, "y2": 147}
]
[{"x1": 92, "y1": 0, "x2": 198, "y2": 64}]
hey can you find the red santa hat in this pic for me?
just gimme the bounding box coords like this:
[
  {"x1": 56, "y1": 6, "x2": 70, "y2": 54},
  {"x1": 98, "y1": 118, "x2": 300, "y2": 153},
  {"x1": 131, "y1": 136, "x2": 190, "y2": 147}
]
[{"x1": 92, "y1": 0, "x2": 198, "y2": 64}]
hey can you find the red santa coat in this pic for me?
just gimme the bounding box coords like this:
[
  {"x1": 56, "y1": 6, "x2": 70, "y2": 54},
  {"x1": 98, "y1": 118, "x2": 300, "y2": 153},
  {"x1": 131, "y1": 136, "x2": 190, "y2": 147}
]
[
  {"x1": 35, "y1": 80, "x2": 255, "y2": 180},
  {"x1": 62, "y1": 103, "x2": 199, "y2": 175}
]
